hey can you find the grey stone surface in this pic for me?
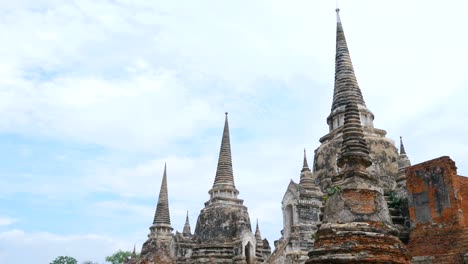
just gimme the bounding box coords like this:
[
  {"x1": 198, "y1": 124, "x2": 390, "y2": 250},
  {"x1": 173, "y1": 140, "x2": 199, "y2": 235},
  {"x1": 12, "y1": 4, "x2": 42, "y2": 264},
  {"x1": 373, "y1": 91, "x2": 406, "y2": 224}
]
[
  {"x1": 306, "y1": 10, "x2": 410, "y2": 264},
  {"x1": 269, "y1": 152, "x2": 323, "y2": 264},
  {"x1": 136, "y1": 114, "x2": 270, "y2": 264},
  {"x1": 415, "y1": 167, "x2": 451, "y2": 216},
  {"x1": 314, "y1": 127, "x2": 399, "y2": 192},
  {"x1": 411, "y1": 192, "x2": 432, "y2": 224}
]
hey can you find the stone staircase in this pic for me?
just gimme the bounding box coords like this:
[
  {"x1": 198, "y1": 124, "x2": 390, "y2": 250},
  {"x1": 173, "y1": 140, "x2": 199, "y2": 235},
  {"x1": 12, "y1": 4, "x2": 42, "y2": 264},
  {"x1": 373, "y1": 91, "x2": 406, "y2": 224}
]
[{"x1": 384, "y1": 192, "x2": 410, "y2": 243}]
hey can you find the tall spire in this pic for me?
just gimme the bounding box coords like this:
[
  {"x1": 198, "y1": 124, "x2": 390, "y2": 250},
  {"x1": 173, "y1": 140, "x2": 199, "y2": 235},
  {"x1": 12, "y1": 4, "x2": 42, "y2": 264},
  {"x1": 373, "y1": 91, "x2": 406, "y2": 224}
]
[
  {"x1": 151, "y1": 163, "x2": 172, "y2": 233},
  {"x1": 213, "y1": 112, "x2": 235, "y2": 187},
  {"x1": 307, "y1": 9, "x2": 410, "y2": 263},
  {"x1": 332, "y1": 8, "x2": 365, "y2": 112},
  {"x1": 209, "y1": 113, "x2": 239, "y2": 201},
  {"x1": 400, "y1": 136, "x2": 407, "y2": 155},
  {"x1": 327, "y1": 8, "x2": 374, "y2": 132},
  {"x1": 183, "y1": 211, "x2": 191, "y2": 235}
]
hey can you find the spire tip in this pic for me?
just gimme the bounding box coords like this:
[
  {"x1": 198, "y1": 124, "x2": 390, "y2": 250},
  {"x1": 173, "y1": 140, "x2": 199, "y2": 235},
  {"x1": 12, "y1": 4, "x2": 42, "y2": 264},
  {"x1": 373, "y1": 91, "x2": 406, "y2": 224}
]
[
  {"x1": 400, "y1": 136, "x2": 407, "y2": 155},
  {"x1": 335, "y1": 8, "x2": 341, "y2": 23}
]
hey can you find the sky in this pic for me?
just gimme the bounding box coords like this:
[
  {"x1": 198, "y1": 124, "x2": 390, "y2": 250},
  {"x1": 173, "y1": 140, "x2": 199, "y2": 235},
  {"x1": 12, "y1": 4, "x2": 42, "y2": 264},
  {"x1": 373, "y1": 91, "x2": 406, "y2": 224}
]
[{"x1": 1, "y1": 0, "x2": 468, "y2": 263}]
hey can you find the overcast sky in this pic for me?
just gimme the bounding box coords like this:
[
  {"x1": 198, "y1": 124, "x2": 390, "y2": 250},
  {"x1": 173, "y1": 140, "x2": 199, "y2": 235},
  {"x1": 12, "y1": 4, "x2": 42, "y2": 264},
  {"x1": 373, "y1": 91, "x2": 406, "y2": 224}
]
[{"x1": 1, "y1": 1, "x2": 468, "y2": 263}]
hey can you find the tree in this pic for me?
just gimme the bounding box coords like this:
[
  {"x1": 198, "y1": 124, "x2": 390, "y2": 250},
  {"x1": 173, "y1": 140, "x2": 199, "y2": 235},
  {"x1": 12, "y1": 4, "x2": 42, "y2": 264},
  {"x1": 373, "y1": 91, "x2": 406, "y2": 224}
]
[
  {"x1": 82, "y1": 261, "x2": 98, "y2": 264},
  {"x1": 105, "y1": 250, "x2": 132, "y2": 264},
  {"x1": 50, "y1": 256, "x2": 78, "y2": 264}
]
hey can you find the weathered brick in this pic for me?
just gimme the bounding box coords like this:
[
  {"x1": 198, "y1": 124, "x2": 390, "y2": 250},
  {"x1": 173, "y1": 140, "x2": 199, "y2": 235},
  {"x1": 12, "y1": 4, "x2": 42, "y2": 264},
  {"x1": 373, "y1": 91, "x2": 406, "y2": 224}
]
[{"x1": 406, "y1": 156, "x2": 468, "y2": 264}]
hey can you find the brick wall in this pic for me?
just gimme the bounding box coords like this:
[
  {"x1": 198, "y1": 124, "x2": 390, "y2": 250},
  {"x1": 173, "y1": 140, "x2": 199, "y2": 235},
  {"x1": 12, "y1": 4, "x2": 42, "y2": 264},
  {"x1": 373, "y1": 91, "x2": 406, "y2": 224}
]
[
  {"x1": 406, "y1": 156, "x2": 463, "y2": 226},
  {"x1": 459, "y1": 176, "x2": 468, "y2": 227},
  {"x1": 406, "y1": 156, "x2": 468, "y2": 263}
]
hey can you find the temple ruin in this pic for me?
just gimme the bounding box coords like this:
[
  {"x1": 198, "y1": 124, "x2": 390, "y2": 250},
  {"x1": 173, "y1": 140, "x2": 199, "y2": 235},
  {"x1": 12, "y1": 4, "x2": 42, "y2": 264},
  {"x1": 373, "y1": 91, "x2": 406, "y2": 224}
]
[{"x1": 127, "y1": 8, "x2": 468, "y2": 264}]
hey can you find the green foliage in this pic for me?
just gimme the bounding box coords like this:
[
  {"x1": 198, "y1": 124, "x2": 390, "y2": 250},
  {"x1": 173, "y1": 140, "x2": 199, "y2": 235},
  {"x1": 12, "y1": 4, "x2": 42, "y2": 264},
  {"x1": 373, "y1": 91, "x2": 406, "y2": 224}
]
[
  {"x1": 388, "y1": 191, "x2": 402, "y2": 208},
  {"x1": 322, "y1": 186, "x2": 341, "y2": 203},
  {"x1": 322, "y1": 194, "x2": 329, "y2": 203},
  {"x1": 105, "y1": 250, "x2": 132, "y2": 264},
  {"x1": 50, "y1": 256, "x2": 78, "y2": 264},
  {"x1": 326, "y1": 186, "x2": 341, "y2": 196}
]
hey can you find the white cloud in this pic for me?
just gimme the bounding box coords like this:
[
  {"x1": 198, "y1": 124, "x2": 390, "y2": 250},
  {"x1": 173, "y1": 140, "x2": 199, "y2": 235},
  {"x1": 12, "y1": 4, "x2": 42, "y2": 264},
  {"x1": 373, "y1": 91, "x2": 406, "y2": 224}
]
[
  {"x1": 1, "y1": 0, "x2": 466, "y2": 155},
  {"x1": 0, "y1": 229, "x2": 131, "y2": 264},
  {"x1": 0, "y1": 217, "x2": 16, "y2": 226}
]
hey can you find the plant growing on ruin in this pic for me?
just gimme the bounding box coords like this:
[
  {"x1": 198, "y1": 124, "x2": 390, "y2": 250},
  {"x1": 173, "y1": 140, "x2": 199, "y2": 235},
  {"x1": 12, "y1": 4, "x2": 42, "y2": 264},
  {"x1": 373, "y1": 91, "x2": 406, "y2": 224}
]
[
  {"x1": 326, "y1": 186, "x2": 341, "y2": 196},
  {"x1": 322, "y1": 194, "x2": 329, "y2": 203},
  {"x1": 388, "y1": 191, "x2": 401, "y2": 209},
  {"x1": 322, "y1": 186, "x2": 341, "y2": 203}
]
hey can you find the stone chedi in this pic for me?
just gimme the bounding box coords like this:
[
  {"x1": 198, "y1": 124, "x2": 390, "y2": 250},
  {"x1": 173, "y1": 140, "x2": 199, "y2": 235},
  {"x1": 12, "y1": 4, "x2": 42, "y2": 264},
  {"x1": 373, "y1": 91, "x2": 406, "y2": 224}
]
[
  {"x1": 313, "y1": 8, "x2": 399, "y2": 194},
  {"x1": 254, "y1": 220, "x2": 272, "y2": 263},
  {"x1": 306, "y1": 9, "x2": 410, "y2": 264},
  {"x1": 269, "y1": 150, "x2": 323, "y2": 263},
  {"x1": 173, "y1": 211, "x2": 194, "y2": 263},
  {"x1": 135, "y1": 113, "x2": 271, "y2": 264},
  {"x1": 140, "y1": 163, "x2": 176, "y2": 263},
  {"x1": 306, "y1": 102, "x2": 410, "y2": 263},
  {"x1": 191, "y1": 112, "x2": 269, "y2": 263}
]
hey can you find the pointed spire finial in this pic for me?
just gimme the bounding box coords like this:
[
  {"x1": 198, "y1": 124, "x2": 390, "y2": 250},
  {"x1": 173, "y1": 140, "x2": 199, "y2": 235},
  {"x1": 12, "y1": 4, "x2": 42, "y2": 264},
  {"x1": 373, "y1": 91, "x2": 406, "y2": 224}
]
[
  {"x1": 183, "y1": 210, "x2": 191, "y2": 235},
  {"x1": 331, "y1": 8, "x2": 365, "y2": 112},
  {"x1": 210, "y1": 113, "x2": 239, "y2": 198},
  {"x1": 302, "y1": 148, "x2": 311, "y2": 172},
  {"x1": 255, "y1": 219, "x2": 262, "y2": 240},
  {"x1": 132, "y1": 244, "x2": 136, "y2": 258},
  {"x1": 300, "y1": 148, "x2": 319, "y2": 188},
  {"x1": 327, "y1": 7, "x2": 374, "y2": 132},
  {"x1": 151, "y1": 163, "x2": 172, "y2": 232},
  {"x1": 400, "y1": 136, "x2": 407, "y2": 155}
]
